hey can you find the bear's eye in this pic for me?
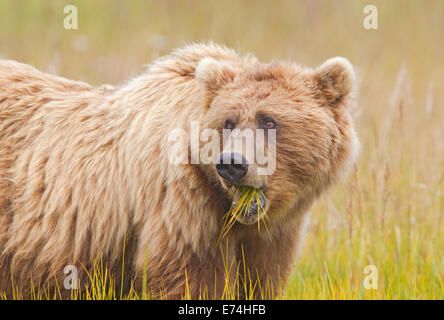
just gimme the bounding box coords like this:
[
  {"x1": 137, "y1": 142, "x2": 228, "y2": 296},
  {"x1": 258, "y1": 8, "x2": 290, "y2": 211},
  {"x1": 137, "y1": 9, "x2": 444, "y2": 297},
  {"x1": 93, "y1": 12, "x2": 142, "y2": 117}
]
[
  {"x1": 259, "y1": 118, "x2": 277, "y2": 130},
  {"x1": 224, "y1": 119, "x2": 235, "y2": 130}
]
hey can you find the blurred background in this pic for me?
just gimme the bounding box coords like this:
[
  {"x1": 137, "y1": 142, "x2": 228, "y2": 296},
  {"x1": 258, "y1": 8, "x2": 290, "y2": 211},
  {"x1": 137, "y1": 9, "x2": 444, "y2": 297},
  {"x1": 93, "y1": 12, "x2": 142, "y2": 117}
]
[{"x1": 0, "y1": 0, "x2": 443, "y2": 299}]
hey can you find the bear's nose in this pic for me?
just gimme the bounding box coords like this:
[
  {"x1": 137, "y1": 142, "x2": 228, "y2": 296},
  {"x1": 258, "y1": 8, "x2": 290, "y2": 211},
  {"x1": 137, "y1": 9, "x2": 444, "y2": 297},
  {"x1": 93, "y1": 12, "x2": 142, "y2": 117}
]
[{"x1": 216, "y1": 153, "x2": 249, "y2": 184}]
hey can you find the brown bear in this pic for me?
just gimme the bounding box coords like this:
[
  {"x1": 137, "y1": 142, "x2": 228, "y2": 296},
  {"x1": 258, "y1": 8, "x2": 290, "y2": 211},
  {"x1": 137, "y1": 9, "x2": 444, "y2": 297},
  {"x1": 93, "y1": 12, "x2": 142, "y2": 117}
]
[{"x1": 0, "y1": 43, "x2": 359, "y2": 299}]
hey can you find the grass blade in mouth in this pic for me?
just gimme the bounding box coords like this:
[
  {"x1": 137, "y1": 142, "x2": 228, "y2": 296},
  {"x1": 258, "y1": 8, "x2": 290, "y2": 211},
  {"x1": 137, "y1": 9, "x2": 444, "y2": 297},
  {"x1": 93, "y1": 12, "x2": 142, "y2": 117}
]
[{"x1": 218, "y1": 186, "x2": 267, "y2": 242}]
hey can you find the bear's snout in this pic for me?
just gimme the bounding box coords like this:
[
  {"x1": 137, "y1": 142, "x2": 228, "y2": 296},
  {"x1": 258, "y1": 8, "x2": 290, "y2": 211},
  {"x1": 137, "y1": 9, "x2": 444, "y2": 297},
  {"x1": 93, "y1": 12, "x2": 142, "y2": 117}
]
[{"x1": 216, "y1": 153, "x2": 248, "y2": 185}]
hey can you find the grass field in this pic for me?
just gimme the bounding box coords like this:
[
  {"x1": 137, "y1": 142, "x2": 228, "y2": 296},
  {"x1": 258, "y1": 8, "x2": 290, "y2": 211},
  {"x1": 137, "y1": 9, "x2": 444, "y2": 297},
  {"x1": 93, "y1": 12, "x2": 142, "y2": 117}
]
[{"x1": 0, "y1": 0, "x2": 443, "y2": 299}]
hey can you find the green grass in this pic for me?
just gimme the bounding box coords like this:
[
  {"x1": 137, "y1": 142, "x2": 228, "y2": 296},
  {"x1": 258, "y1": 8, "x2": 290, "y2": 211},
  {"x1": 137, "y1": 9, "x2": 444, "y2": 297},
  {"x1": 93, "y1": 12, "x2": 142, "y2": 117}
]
[{"x1": 0, "y1": 0, "x2": 443, "y2": 299}]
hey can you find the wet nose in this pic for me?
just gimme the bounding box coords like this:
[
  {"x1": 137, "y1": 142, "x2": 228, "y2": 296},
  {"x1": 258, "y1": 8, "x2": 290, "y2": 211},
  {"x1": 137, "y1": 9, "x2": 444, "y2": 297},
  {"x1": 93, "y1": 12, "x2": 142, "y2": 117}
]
[{"x1": 216, "y1": 153, "x2": 248, "y2": 184}]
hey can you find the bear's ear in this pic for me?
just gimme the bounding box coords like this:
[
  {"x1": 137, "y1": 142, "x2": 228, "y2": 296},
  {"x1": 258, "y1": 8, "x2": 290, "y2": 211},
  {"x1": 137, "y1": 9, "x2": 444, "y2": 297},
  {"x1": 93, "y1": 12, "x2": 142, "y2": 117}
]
[
  {"x1": 312, "y1": 57, "x2": 356, "y2": 108},
  {"x1": 195, "y1": 57, "x2": 237, "y2": 103}
]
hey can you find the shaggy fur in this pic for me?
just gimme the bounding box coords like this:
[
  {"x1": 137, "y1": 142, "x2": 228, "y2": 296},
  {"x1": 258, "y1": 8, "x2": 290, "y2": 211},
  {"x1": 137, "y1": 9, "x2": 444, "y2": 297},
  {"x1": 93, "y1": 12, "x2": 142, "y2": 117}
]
[{"x1": 0, "y1": 43, "x2": 359, "y2": 299}]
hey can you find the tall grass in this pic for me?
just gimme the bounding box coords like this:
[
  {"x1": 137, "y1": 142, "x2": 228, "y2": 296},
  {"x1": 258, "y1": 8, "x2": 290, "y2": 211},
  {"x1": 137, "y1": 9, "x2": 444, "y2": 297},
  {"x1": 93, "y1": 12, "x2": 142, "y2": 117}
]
[{"x1": 0, "y1": 0, "x2": 443, "y2": 299}]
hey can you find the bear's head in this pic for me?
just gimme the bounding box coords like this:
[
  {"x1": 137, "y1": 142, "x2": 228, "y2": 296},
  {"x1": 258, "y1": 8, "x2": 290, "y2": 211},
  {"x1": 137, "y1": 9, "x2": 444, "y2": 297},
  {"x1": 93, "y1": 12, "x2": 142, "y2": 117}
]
[{"x1": 195, "y1": 56, "x2": 359, "y2": 227}]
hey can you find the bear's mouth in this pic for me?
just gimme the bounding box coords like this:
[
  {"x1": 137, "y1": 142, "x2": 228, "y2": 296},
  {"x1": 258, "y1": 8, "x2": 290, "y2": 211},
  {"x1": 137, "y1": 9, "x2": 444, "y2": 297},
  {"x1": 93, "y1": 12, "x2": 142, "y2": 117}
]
[{"x1": 228, "y1": 186, "x2": 267, "y2": 225}]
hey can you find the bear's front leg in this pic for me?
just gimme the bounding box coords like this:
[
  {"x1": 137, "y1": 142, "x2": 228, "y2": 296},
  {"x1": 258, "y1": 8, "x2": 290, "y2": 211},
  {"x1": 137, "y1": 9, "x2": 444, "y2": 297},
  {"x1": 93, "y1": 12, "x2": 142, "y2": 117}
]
[
  {"x1": 238, "y1": 211, "x2": 310, "y2": 299},
  {"x1": 183, "y1": 246, "x2": 239, "y2": 299},
  {"x1": 134, "y1": 237, "x2": 238, "y2": 299}
]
